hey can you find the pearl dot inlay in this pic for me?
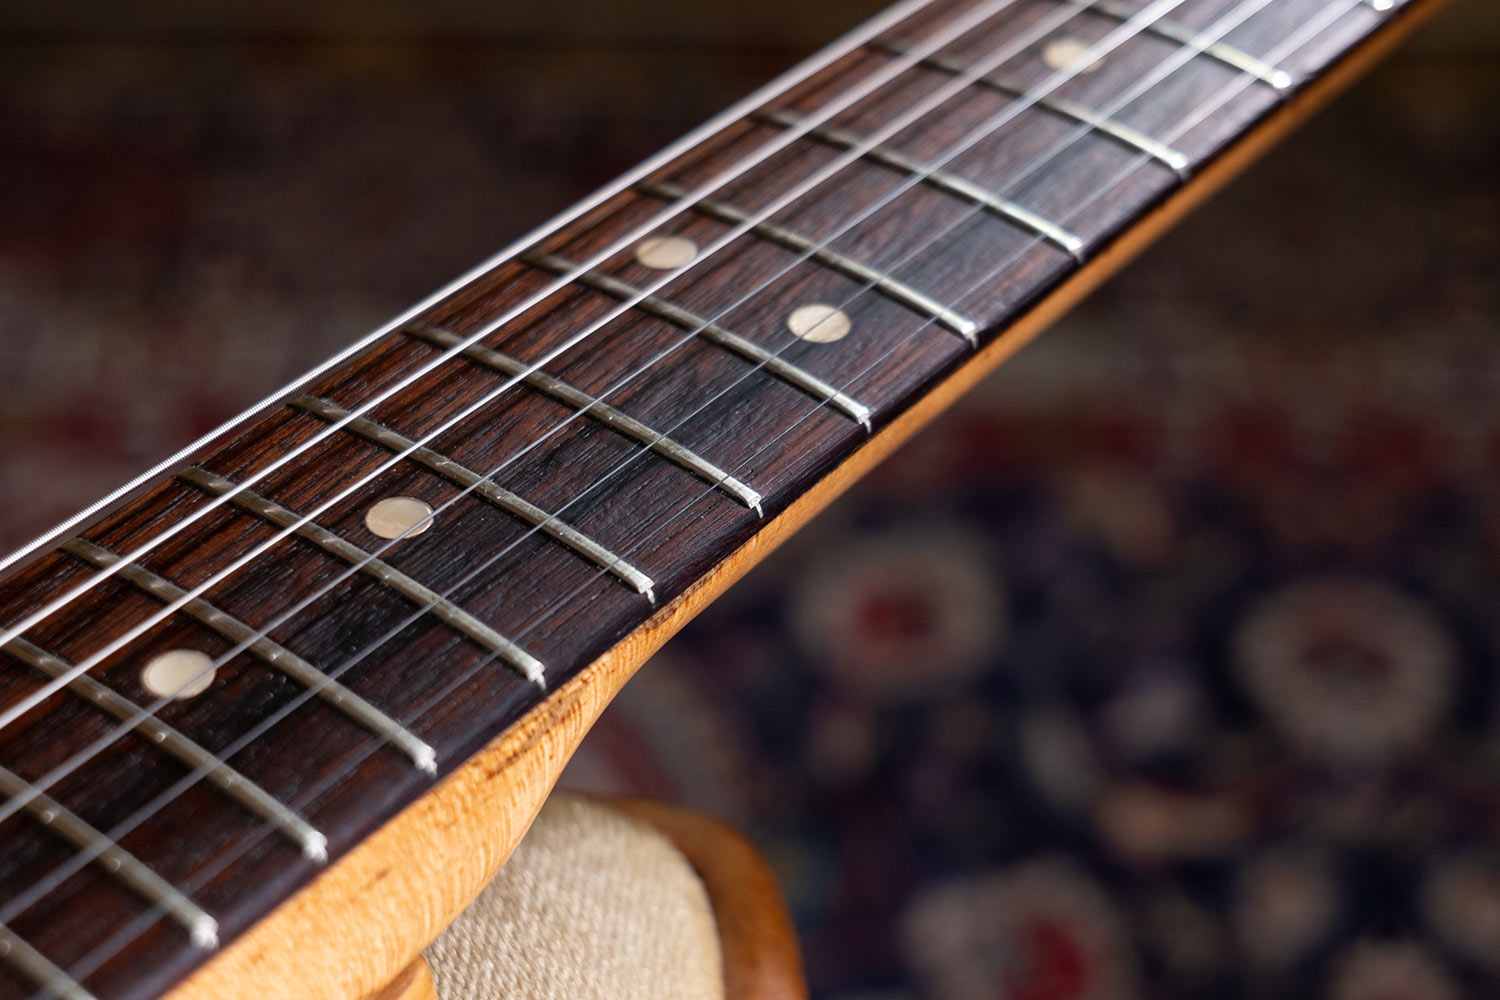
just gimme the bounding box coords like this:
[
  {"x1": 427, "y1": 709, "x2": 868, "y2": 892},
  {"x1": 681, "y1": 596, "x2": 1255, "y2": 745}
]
[
  {"x1": 635, "y1": 235, "x2": 698, "y2": 270},
  {"x1": 787, "y1": 303, "x2": 851, "y2": 343},
  {"x1": 1043, "y1": 37, "x2": 1103, "y2": 73},
  {"x1": 141, "y1": 649, "x2": 216, "y2": 700},
  {"x1": 365, "y1": 496, "x2": 434, "y2": 540}
]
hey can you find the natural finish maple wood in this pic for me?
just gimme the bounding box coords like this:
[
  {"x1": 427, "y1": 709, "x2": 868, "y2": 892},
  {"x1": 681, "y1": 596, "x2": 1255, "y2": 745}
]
[
  {"x1": 365, "y1": 959, "x2": 434, "y2": 1000},
  {"x1": 612, "y1": 799, "x2": 808, "y2": 1000},
  {"x1": 138, "y1": 6, "x2": 1447, "y2": 999}
]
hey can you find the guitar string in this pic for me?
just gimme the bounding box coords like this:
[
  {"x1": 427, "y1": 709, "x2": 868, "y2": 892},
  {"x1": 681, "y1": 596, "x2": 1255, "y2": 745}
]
[
  {"x1": 5, "y1": 0, "x2": 1374, "y2": 941},
  {"x1": 0, "y1": 0, "x2": 1191, "y2": 844},
  {"x1": 0, "y1": 7, "x2": 1182, "y2": 899},
  {"x1": 0, "y1": 3, "x2": 1254, "y2": 959},
  {"x1": 0, "y1": 0, "x2": 1135, "y2": 889},
  {"x1": 0, "y1": 1, "x2": 1146, "y2": 971},
  {"x1": 5, "y1": 0, "x2": 1374, "y2": 977},
  {"x1": 0, "y1": 0, "x2": 1356, "y2": 947},
  {"x1": 0, "y1": 0, "x2": 950, "y2": 584},
  {"x1": 23, "y1": 10, "x2": 1382, "y2": 996},
  {"x1": 0, "y1": 0, "x2": 1030, "y2": 720},
  {"x1": 39, "y1": 6, "x2": 1379, "y2": 987}
]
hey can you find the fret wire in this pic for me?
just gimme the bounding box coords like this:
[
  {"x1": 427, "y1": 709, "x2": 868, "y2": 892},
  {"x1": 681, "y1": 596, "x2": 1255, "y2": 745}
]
[
  {"x1": 288, "y1": 395, "x2": 657, "y2": 600},
  {"x1": 58, "y1": 539, "x2": 437, "y2": 773},
  {"x1": 0, "y1": 765, "x2": 219, "y2": 950},
  {"x1": 175, "y1": 467, "x2": 546, "y2": 687},
  {"x1": 870, "y1": 41, "x2": 1190, "y2": 175},
  {"x1": 753, "y1": 109, "x2": 1088, "y2": 257},
  {"x1": 0, "y1": 636, "x2": 328, "y2": 860},
  {"x1": 519, "y1": 251, "x2": 875, "y2": 429},
  {"x1": 402, "y1": 324, "x2": 765, "y2": 512},
  {"x1": 0, "y1": 924, "x2": 97, "y2": 1000},
  {"x1": 41, "y1": 2, "x2": 1381, "y2": 984},
  {"x1": 0, "y1": 0, "x2": 1033, "y2": 716},
  {"x1": 635, "y1": 179, "x2": 983, "y2": 341},
  {"x1": 1067, "y1": 0, "x2": 1294, "y2": 88}
]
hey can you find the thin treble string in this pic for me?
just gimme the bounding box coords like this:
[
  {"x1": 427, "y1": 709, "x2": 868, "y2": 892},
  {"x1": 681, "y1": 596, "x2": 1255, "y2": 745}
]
[
  {"x1": 15, "y1": 0, "x2": 1369, "y2": 968},
  {"x1": 0, "y1": 0, "x2": 1025, "y2": 718},
  {"x1": 0, "y1": 0, "x2": 1122, "y2": 852},
  {"x1": 0, "y1": 0, "x2": 1223, "y2": 938}
]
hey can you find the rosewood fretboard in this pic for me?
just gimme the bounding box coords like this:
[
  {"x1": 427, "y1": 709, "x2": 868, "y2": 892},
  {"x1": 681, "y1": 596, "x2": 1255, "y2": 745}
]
[{"x1": 0, "y1": 0, "x2": 1440, "y2": 996}]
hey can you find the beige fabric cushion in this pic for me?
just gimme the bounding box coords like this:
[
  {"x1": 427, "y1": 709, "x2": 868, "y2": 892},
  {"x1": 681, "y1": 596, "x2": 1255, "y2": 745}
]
[{"x1": 425, "y1": 794, "x2": 725, "y2": 1000}]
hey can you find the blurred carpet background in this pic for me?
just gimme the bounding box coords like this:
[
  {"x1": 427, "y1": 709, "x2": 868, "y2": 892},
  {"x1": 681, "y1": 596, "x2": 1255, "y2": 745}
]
[{"x1": 2, "y1": 1, "x2": 1498, "y2": 998}]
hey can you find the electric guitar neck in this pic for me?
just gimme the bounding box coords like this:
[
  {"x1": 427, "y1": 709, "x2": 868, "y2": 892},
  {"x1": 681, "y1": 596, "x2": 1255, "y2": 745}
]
[{"x1": 0, "y1": 0, "x2": 1449, "y2": 997}]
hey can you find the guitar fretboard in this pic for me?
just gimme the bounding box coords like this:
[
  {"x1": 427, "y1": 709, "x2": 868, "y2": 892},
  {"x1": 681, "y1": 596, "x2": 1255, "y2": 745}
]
[{"x1": 0, "y1": 0, "x2": 1428, "y2": 996}]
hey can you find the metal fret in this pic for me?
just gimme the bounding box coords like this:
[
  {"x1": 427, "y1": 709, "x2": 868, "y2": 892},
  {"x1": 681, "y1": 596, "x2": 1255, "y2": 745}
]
[
  {"x1": 0, "y1": 765, "x2": 218, "y2": 950},
  {"x1": 635, "y1": 179, "x2": 981, "y2": 344},
  {"x1": 869, "y1": 43, "x2": 1189, "y2": 175},
  {"x1": 404, "y1": 323, "x2": 769, "y2": 511},
  {"x1": 288, "y1": 396, "x2": 656, "y2": 601},
  {"x1": 754, "y1": 110, "x2": 1089, "y2": 258},
  {"x1": 0, "y1": 924, "x2": 97, "y2": 1000},
  {"x1": 1065, "y1": 0, "x2": 1293, "y2": 89},
  {"x1": 517, "y1": 252, "x2": 874, "y2": 429},
  {"x1": 59, "y1": 539, "x2": 437, "y2": 773},
  {"x1": 1, "y1": 636, "x2": 327, "y2": 861},
  {"x1": 176, "y1": 467, "x2": 547, "y2": 687}
]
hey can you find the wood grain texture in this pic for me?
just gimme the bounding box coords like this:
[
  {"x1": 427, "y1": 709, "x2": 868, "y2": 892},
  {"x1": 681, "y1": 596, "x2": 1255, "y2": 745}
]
[
  {"x1": 0, "y1": 0, "x2": 1448, "y2": 997},
  {"x1": 365, "y1": 959, "x2": 434, "y2": 1000},
  {"x1": 611, "y1": 799, "x2": 808, "y2": 1000}
]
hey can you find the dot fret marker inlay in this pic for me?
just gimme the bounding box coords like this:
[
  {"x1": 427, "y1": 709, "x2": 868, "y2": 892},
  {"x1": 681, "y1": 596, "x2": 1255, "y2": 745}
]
[
  {"x1": 179, "y1": 467, "x2": 547, "y2": 686},
  {"x1": 636, "y1": 179, "x2": 979, "y2": 343},
  {"x1": 788, "y1": 304, "x2": 852, "y2": 343},
  {"x1": 1043, "y1": 37, "x2": 1103, "y2": 72},
  {"x1": 365, "y1": 496, "x2": 435, "y2": 540},
  {"x1": 60, "y1": 537, "x2": 438, "y2": 772},
  {"x1": 867, "y1": 44, "x2": 1189, "y2": 176},
  {"x1": 291, "y1": 395, "x2": 656, "y2": 600},
  {"x1": 634, "y1": 235, "x2": 698, "y2": 270},
  {"x1": 1066, "y1": 0, "x2": 1293, "y2": 90},
  {"x1": 3, "y1": 634, "x2": 330, "y2": 856},
  {"x1": 141, "y1": 649, "x2": 216, "y2": 700}
]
